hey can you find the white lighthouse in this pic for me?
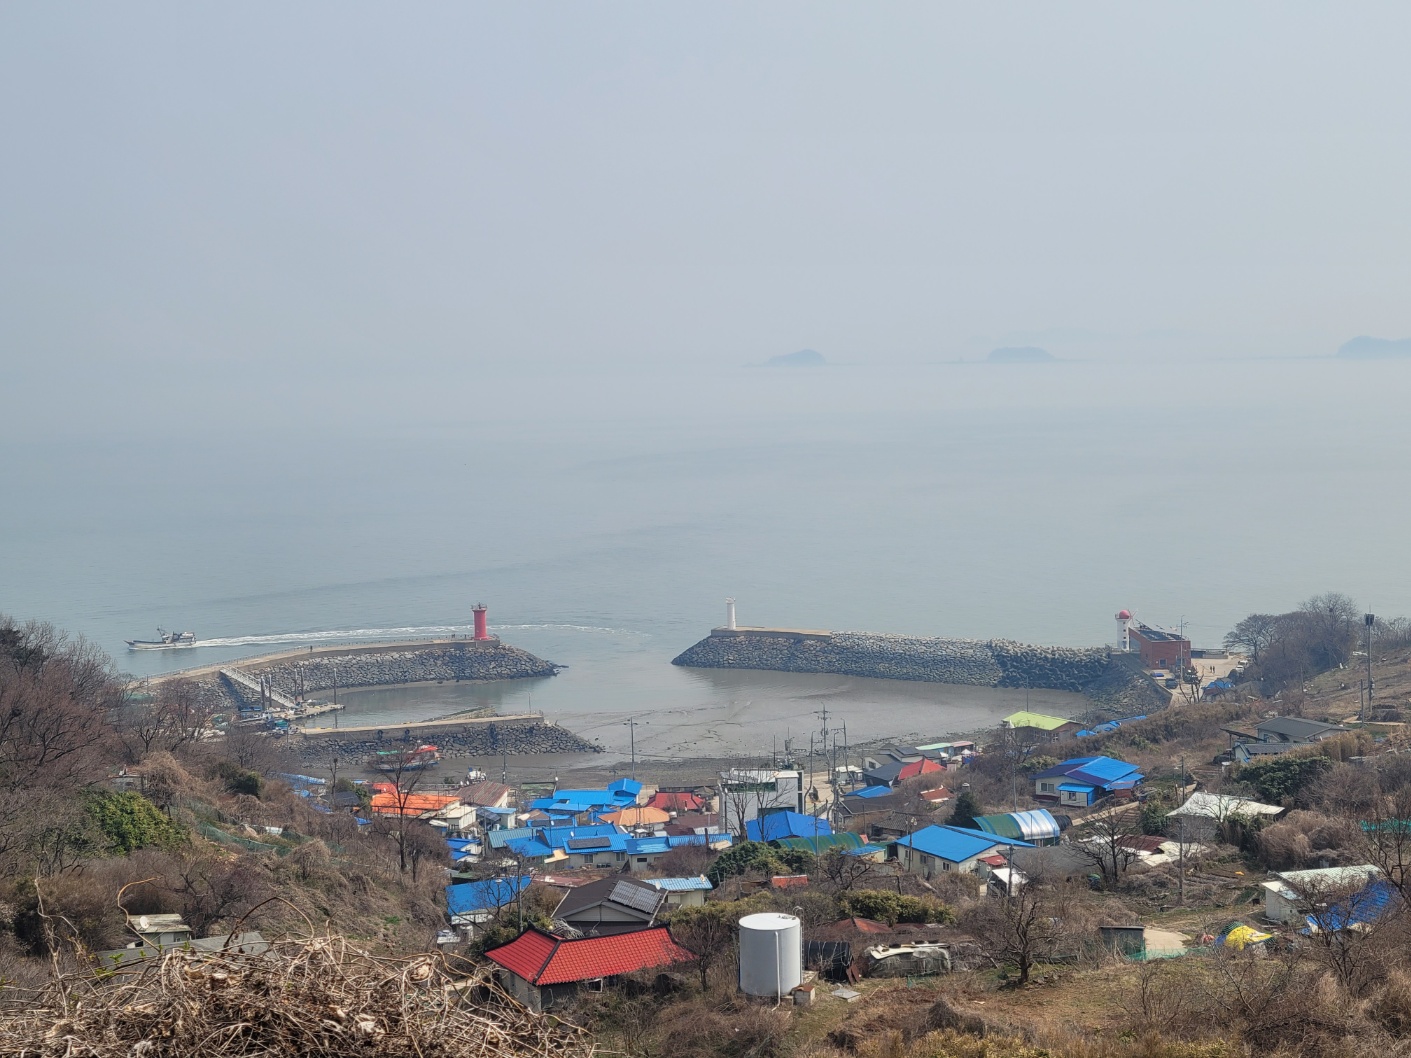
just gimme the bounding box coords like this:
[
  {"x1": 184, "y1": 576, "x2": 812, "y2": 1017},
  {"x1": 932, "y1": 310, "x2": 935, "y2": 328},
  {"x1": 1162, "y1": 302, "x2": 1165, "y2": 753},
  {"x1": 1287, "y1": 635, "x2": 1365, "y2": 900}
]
[
  {"x1": 1115, "y1": 609, "x2": 1135, "y2": 652},
  {"x1": 725, "y1": 597, "x2": 737, "y2": 630}
]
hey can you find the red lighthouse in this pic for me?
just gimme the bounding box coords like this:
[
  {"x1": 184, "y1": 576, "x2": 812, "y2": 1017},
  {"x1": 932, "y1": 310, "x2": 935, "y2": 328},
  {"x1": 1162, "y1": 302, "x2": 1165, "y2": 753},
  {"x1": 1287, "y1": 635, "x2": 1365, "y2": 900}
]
[{"x1": 472, "y1": 604, "x2": 490, "y2": 641}]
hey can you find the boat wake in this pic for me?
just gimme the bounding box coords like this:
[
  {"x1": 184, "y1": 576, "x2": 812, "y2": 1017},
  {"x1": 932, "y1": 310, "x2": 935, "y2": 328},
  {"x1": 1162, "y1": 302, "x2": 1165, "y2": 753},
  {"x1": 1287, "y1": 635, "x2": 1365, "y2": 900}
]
[{"x1": 196, "y1": 623, "x2": 649, "y2": 648}]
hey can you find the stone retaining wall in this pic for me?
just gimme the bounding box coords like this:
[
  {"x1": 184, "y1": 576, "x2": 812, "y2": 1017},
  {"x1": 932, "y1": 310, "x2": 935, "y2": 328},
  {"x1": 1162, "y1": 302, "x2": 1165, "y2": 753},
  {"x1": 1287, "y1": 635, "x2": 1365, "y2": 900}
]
[
  {"x1": 292, "y1": 720, "x2": 599, "y2": 765},
  {"x1": 672, "y1": 629, "x2": 1165, "y2": 712}
]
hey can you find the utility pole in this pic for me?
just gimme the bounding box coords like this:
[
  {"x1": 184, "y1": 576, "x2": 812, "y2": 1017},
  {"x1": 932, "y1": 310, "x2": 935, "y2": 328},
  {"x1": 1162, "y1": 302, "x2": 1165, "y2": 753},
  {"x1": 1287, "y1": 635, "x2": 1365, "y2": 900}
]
[
  {"x1": 624, "y1": 718, "x2": 639, "y2": 780},
  {"x1": 1364, "y1": 614, "x2": 1376, "y2": 722}
]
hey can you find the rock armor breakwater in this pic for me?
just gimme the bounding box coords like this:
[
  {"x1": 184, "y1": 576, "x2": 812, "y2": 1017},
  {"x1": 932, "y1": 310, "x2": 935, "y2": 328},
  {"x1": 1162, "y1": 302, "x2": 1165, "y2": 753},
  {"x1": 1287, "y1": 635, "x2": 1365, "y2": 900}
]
[
  {"x1": 294, "y1": 720, "x2": 599, "y2": 764},
  {"x1": 200, "y1": 641, "x2": 559, "y2": 714},
  {"x1": 672, "y1": 629, "x2": 1167, "y2": 714}
]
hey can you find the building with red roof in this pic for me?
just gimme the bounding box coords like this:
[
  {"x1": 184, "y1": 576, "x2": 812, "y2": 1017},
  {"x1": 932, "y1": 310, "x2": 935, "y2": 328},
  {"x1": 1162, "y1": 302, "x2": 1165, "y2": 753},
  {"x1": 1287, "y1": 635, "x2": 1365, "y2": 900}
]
[
  {"x1": 646, "y1": 791, "x2": 706, "y2": 814},
  {"x1": 898, "y1": 758, "x2": 945, "y2": 781},
  {"x1": 484, "y1": 926, "x2": 695, "y2": 1011}
]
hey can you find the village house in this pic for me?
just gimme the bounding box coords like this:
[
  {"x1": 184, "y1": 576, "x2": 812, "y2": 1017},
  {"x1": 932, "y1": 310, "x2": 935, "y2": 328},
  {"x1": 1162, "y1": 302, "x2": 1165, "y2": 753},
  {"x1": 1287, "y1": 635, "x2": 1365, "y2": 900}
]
[
  {"x1": 485, "y1": 927, "x2": 694, "y2": 1012},
  {"x1": 1000, "y1": 711, "x2": 1082, "y2": 744},
  {"x1": 1255, "y1": 716, "x2": 1350, "y2": 744},
  {"x1": 1030, "y1": 756, "x2": 1143, "y2": 808},
  {"x1": 445, "y1": 877, "x2": 531, "y2": 929},
  {"x1": 1261, "y1": 866, "x2": 1383, "y2": 925},
  {"x1": 641, "y1": 876, "x2": 713, "y2": 907},
  {"x1": 893, "y1": 825, "x2": 1034, "y2": 879},
  {"x1": 552, "y1": 876, "x2": 665, "y2": 937}
]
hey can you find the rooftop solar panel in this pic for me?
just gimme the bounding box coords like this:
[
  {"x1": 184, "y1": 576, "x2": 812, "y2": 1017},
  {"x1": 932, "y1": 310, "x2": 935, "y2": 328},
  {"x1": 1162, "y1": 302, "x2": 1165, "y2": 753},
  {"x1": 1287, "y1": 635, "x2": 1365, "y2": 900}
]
[
  {"x1": 567, "y1": 837, "x2": 612, "y2": 851},
  {"x1": 610, "y1": 880, "x2": 662, "y2": 914}
]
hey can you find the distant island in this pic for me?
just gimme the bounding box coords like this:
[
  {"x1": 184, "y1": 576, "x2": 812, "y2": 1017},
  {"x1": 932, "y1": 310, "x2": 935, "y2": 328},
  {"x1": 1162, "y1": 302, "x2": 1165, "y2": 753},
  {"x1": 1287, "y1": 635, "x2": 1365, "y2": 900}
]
[
  {"x1": 1338, "y1": 336, "x2": 1411, "y2": 359},
  {"x1": 766, "y1": 348, "x2": 826, "y2": 367},
  {"x1": 988, "y1": 346, "x2": 1054, "y2": 363}
]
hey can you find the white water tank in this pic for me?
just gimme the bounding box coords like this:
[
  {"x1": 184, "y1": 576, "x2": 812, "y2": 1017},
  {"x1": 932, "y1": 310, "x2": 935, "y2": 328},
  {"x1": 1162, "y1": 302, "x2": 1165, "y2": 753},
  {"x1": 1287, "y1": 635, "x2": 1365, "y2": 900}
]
[{"x1": 738, "y1": 912, "x2": 802, "y2": 997}]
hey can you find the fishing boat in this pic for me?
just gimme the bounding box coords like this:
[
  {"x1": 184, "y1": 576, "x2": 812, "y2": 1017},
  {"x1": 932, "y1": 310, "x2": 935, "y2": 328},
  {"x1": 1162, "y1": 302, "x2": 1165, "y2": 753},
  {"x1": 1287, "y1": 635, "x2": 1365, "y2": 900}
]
[
  {"x1": 125, "y1": 629, "x2": 197, "y2": 650},
  {"x1": 371, "y1": 744, "x2": 442, "y2": 772}
]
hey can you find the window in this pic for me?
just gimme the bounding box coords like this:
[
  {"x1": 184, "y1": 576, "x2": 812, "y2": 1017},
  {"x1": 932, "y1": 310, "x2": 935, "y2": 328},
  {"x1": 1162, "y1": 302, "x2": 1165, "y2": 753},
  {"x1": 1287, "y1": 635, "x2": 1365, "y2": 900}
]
[
  {"x1": 615, "y1": 852, "x2": 625, "y2": 862},
  {"x1": 636, "y1": 857, "x2": 648, "y2": 864},
  {"x1": 1040, "y1": 782, "x2": 1054, "y2": 793},
  {"x1": 942, "y1": 861, "x2": 951, "y2": 872},
  {"x1": 585, "y1": 978, "x2": 605, "y2": 993}
]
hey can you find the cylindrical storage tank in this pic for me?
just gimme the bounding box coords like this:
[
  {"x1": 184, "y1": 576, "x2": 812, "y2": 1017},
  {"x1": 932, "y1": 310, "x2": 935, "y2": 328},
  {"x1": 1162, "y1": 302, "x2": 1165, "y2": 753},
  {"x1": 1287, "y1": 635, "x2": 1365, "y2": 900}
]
[{"x1": 738, "y1": 913, "x2": 802, "y2": 997}]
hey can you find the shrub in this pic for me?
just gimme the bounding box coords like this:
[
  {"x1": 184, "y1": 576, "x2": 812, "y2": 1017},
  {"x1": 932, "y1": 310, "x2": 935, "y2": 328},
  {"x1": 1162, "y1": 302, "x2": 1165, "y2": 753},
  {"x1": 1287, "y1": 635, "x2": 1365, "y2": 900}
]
[
  {"x1": 839, "y1": 889, "x2": 953, "y2": 926},
  {"x1": 86, "y1": 791, "x2": 183, "y2": 855}
]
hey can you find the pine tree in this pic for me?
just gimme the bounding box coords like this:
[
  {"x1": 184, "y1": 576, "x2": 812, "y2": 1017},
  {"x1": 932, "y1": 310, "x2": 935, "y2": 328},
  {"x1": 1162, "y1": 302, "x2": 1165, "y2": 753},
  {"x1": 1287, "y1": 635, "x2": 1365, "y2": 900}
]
[{"x1": 947, "y1": 789, "x2": 981, "y2": 829}]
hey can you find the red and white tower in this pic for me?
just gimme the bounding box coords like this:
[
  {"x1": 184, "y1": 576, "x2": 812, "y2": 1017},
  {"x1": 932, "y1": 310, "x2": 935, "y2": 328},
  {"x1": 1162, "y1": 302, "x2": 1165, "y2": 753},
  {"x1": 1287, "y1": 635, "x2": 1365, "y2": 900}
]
[
  {"x1": 472, "y1": 604, "x2": 491, "y2": 641},
  {"x1": 1115, "y1": 609, "x2": 1135, "y2": 652}
]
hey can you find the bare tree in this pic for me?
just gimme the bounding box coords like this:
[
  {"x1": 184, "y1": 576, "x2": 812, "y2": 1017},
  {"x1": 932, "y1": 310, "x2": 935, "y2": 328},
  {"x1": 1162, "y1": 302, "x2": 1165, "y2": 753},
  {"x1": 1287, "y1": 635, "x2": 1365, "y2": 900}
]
[
  {"x1": 1359, "y1": 787, "x2": 1411, "y2": 902},
  {"x1": 817, "y1": 847, "x2": 877, "y2": 892},
  {"x1": 1224, "y1": 614, "x2": 1280, "y2": 664},
  {"x1": 118, "y1": 678, "x2": 218, "y2": 758},
  {"x1": 0, "y1": 618, "x2": 121, "y2": 874},
  {"x1": 1072, "y1": 814, "x2": 1144, "y2": 889},
  {"x1": 962, "y1": 874, "x2": 1070, "y2": 985}
]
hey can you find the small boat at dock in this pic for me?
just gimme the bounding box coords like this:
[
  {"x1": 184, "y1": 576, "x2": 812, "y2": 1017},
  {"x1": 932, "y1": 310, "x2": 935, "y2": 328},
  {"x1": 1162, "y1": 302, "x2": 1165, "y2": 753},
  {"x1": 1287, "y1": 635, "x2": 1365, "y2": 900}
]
[{"x1": 371, "y1": 744, "x2": 442, "y2": 772}]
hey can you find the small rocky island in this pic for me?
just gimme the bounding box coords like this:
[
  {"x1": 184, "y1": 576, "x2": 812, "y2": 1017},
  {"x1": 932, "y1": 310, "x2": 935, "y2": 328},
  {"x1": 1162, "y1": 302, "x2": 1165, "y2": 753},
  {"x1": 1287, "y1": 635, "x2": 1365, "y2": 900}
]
[
  {"x1": 987, "y1": 346, "x2": 1054, "y2": 363},
  {"x1": 1338, "y1": 336, "x2": 1411, "y2": 359},
  {"x1": 766, "y1": 348, "x2": 826, "y2": 367}
]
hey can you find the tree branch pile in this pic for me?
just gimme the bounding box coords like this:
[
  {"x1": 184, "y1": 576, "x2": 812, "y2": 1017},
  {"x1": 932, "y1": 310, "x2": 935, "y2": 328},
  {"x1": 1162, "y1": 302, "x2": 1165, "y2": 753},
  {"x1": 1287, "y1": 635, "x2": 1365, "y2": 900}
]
[{"x1": 0, "y1": 934, "x2": 594, "y2": 1058}]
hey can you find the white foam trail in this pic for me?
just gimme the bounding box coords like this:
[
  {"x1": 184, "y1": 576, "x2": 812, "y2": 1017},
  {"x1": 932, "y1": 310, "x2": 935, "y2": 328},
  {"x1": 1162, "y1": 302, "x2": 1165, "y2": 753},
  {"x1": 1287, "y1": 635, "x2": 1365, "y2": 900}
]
[{"x1": 195, "y1": 623, "x2": 648, "y2": 648}]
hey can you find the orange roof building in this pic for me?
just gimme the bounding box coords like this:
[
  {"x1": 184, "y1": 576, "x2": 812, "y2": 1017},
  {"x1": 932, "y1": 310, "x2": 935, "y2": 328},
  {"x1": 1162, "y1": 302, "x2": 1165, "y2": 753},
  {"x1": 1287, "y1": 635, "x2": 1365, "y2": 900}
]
[{"x1": 599, "y1": 806, "x2": 670, "y2": 827}]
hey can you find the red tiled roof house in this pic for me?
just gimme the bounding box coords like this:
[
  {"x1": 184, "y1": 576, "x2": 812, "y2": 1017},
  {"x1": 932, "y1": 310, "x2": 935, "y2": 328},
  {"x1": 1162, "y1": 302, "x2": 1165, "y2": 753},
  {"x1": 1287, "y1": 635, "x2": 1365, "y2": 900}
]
[{"x1": 484, "y1": 927, "x2": 695, "y2": 1011}]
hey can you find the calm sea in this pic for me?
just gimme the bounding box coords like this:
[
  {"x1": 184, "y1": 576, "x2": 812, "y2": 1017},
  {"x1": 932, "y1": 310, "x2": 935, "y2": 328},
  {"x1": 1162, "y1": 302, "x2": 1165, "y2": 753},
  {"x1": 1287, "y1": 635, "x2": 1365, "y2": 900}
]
[{"x1": 5, "y1": 358, "x2": 1408, "y2": 757}]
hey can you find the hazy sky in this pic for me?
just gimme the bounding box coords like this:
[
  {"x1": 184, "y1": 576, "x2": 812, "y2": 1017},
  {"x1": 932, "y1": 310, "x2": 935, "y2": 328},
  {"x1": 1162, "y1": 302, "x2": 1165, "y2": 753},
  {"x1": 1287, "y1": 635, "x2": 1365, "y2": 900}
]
[{"x1": 4, "y1": 3, "x2": 1410, "y2": 429}]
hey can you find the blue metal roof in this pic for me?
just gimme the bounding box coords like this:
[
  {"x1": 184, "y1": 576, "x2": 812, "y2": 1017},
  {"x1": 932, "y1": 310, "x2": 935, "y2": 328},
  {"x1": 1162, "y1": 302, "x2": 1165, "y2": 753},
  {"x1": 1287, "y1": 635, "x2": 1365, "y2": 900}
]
[
  {"x1": 539, "y1": 824, "x2": 624, "y2": 849},
  {"x1": 1303, "y1": 880, "x2": 1399, "y2": 933},
  {"x1": 643, "y1": 876, "x2": 714, "y2": 892},
  {"x1": 1032, "y1": 756, "x2": 1141, "y2": 789},
  {"x1": 627, "y1": 836, "x2": 671, "y2": 855},
  {"x1": 505, "y1": 838, "x2": 555, "y2": 858},
  {"x1": 1057, "y1": 782, "x2": 1093, "y2": 793},
  {"x1": 746, "y1": 812, "x2": 833, "y2": 842},
  {"x1": 607, "y1": 778, "x2": 643, "y2": 797},
  {"x1": 844, "y1": 785, "x2": 892, "y2": 800},
  {"x1": 895, "y1": 825, "x2": 1033, "y2": 863},
  {"x1": 446, "y1": 877, "x2": 529, "y2": 915}
]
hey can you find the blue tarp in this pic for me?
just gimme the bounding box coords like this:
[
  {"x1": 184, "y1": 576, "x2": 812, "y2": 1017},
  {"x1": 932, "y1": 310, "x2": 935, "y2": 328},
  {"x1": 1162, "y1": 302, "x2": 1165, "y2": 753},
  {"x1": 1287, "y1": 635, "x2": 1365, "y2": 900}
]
[
  {"x1": 746, "y1": 812, "x2": 833, "y2": 842},
  {"x1": 1303, "y1": 880, "x2": 1399, "y2": 934}
]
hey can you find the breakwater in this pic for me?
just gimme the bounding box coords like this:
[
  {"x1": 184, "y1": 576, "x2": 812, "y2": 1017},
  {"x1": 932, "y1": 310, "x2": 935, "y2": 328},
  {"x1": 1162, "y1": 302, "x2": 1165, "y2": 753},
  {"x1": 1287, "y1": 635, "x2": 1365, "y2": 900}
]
[
  {"x1": 292, "y1": 717, "x2": 599, "y2": 766},
  {"x1": 190, "y1": 640, "x2": 559, "y2": 715},
  {"x1": 672, "y1": 628, "x2": 1166, "y2": 715}
]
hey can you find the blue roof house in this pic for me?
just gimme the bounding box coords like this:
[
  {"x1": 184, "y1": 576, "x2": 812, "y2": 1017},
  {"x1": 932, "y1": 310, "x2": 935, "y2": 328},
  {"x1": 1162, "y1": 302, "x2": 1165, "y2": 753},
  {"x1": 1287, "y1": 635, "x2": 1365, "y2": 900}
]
[
  {"x1": 1031, "y1": 757, "x2": 1143, "y2": 808},
  {"x1": 446, "y1": 877, "x2": 531, "y2": 926},
  {"x1": 746, "y1": 811, "x2": 833, "y2": 842},
  {"x1": 893, "y1": 825, "x2": 1034, "y2": 879}
]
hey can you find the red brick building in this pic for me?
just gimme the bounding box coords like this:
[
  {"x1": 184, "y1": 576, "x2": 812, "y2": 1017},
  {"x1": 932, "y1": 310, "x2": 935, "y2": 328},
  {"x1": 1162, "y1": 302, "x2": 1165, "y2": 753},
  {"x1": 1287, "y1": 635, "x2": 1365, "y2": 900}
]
[{"x1": 1128, "y1": 623, "x2": 1190, "y2": 670}]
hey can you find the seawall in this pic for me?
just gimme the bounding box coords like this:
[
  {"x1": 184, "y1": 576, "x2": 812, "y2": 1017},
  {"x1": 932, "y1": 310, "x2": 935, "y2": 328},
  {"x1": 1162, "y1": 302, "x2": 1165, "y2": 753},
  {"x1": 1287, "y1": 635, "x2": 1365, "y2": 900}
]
[
  {"x1": 672, "y1": 628, "x2": 1167, "y2": 715},
  {"x1": 291, "y1": 714, "x2": 600, "y2": 765},
  {"x1": 177, "y1": 639, "x2": 559, "y2": 715}
]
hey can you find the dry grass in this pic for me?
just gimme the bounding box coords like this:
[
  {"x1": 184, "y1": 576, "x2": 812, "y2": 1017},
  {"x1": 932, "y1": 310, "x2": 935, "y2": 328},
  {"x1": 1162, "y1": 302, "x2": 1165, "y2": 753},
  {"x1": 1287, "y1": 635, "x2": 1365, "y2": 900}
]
[{"x1": 0, "y1": 932, "x2": 593, "y2": 1058}]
